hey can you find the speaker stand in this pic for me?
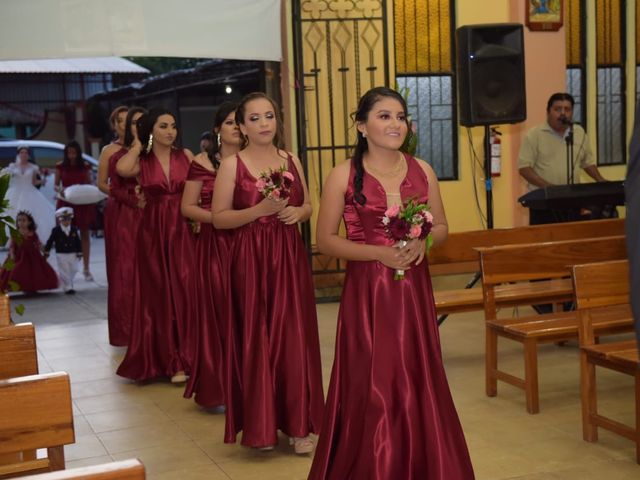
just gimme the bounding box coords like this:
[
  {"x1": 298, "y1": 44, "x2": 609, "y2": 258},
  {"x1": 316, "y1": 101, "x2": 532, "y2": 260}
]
[
  {"x1": 438, "y1": 126, "x2": 493, "y2": 328},
  {"x1": 483, "y1": 125, "x2": 494, "y2": 229}
]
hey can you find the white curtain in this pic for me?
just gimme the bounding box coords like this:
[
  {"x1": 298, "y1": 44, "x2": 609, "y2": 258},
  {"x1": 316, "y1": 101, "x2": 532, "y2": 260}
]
[{"x1": 0, "y1": 0, "x2": 282, "y2": 61}]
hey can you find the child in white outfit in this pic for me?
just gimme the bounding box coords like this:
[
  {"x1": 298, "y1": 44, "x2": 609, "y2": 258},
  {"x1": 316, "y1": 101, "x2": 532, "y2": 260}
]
[{"x1": 44, "y1": 207, "x2": 82, "y2": 294}]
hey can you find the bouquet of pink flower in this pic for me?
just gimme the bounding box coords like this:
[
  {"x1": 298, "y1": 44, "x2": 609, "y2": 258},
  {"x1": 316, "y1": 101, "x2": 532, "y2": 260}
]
[
  {"x1": 255, "y1": 165, "x2": 295, "y2": 200},
  {"x1": 382, "y1": 198, "x2": 434, "y2": 280}
]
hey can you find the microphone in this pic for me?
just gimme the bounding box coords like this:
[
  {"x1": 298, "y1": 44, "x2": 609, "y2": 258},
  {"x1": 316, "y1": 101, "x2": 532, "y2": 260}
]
[{"x1": 560, "y1": 117, "x2": 578, "y2": 126}]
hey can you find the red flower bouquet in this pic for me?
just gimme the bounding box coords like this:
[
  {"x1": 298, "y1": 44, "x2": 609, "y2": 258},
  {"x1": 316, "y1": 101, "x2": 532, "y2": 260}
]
[
  {"x1": 382, "y1": 198, "x2": 434, "y2": 280},
  {"x1": 255, "y1": 165, "x2": 295, "y2": 200}
]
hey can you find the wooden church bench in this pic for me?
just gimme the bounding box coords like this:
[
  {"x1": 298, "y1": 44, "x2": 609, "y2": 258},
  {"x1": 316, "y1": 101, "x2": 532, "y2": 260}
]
[
  {"x1": 0, "y1": 373, "x2": 74, "y2": 478},
  {"x1": 479, "y1": 235, "x2": 628, "y2": 413},
  {"x1": 573, "y1": 260, "x2": 639, "y2": 464}
]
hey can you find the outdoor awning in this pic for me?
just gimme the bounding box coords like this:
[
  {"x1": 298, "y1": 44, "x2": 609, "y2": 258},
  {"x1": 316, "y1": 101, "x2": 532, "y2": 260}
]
[
  {"x1": 0, "y1": 0, "x2": 282, "y2": 62},
  {"x1": 0, "y1": 57, "x2": 149, "y2": 74}
]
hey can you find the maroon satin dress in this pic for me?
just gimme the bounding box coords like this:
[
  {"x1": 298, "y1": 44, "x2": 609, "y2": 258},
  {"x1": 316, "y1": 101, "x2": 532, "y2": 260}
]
[
  {"x1": 224, "y1": 154, "x2": 324, "y2": 447},
  {"x1": 183, "y1": 161, "x2": 229, "y2": 407},
  {"x1": 56, "y1": 163, "x2": 96, "y2": 229},
  {"x1": 308, "y1": 155, "x2": 474, "y2": 480},
  {"x1": 0, "y1": 233, "x2": 58, "y2": 293},
  {"x1": 116, "y1": 149, "x2": 197, "y2": 381},
  {"x1": 104, "y1": 148, "x2": 143, "y2": 346}
]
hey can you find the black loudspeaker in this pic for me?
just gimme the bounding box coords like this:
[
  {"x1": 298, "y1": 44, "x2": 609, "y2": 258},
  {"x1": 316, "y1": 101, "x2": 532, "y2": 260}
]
[{"x1": 456, "y1": 23, "x2": 526, "y2": 127}]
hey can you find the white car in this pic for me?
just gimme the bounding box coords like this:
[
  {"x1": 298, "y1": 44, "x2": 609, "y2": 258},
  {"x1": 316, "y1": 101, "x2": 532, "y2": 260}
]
[{"x1": 0, "y1": 139, "x2": 99, "y2": 206}]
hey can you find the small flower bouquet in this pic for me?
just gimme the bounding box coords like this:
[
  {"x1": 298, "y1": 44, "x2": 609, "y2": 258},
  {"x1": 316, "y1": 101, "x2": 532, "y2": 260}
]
[
  {"x1": 255, "y1": 165, "x2": 294, "y2": 200},
  {"x1": 382, "y1": 198, "x2": 434, "y2": 280}
]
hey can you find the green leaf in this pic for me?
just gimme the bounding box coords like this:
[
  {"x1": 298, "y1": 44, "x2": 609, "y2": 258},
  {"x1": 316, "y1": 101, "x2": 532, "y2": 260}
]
[
  {"x1": 3, "y1": 257, "x2": 14, "y2": 272},
  {"x1": 14, "y1": 304, "x2": 25, "y2": 316},
  {"x1": 7, "y1": 280, "x2": 20, "y2": 292},
  {"x1": 425, "y1": 234, "x2": 434, "y2": 255},
  {"x1": 0, "y1": 174, "x2": 10, "y2": 199}
]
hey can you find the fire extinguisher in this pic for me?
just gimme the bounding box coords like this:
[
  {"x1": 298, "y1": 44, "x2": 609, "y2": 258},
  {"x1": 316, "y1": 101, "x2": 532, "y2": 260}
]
[{"x1": 490, "y1": 127, "x2": 502, "y2": 177}]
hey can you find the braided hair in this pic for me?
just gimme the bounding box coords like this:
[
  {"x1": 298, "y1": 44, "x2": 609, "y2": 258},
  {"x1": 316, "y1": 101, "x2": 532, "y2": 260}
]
[{"x1": 351, "y1": 87, "x2": 410, "y2": 205}]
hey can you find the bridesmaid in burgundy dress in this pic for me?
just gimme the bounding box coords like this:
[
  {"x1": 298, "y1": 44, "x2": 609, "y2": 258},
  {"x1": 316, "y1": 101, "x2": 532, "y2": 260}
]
[
  {"x1": 101, "y1": 107, "x2": 146, "y2": 346},
  {"x1": 97, "y1": 105, "x2": 128, "y2": 196},
  {"x1": 309, "y1": 87, "x2": 474, "y2": 479},
  {"x1": 212, "y1": 93, "x2": 324, "y2": 453},
  {"x1": 54, "y1": 141, "x2": 96, "y2": 281},
  {"x1": 182, "y1": 101, "x2": 240, "y2": 408},
  {"x1": 0, "y1": 211, "x2": 58, "y2": 293},
  {"x1": 115, "y1": 108, "x2": 197, "y2": 383}
]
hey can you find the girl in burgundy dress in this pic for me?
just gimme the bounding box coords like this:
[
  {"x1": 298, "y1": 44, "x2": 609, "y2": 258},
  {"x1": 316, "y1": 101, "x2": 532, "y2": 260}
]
[
  {"x1": 54, "y1": 141, "x2": 96, "y2": 281},
  {"x1": 115, "y1": 108, "x2": 197, "y2": 383},
  {"x1": 182, "y1": 101, "x2": 240, "y2": 408},
  {"x1": 97, "y1": 105, "x2": 128, "y2": 196},
  {"x1": 212, "y1": 93, "x2": 324, "y2": 453},
  {"x1": 0, "y1": 211, "x2": 58, "y2": 294},
  {"x1": 308, "y1": 87, "x2": 474, "y2": 479},
  {"x1": 102, "y1": 107, "x2": 146, "y2": 346}
]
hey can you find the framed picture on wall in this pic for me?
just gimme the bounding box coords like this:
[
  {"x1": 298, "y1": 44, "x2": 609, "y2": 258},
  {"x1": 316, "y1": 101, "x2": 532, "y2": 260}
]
[{"x1": 525, "y1": 0, "x2": 563, "y2": 31}]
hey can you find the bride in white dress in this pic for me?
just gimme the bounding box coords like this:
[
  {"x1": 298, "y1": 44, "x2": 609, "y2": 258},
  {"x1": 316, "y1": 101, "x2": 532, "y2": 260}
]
[{"x1": 3, "y1": 146, "x2": 56, "y2": 238}]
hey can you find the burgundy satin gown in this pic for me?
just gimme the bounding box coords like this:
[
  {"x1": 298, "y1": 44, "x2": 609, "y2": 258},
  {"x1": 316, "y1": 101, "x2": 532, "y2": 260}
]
[
  {"x1": 224, "y1": 153, "x2": 324, "y2": 447},
  {"x1": 56, "y1": 163, "x2": 96, "y2": 229},
  {"x1": 104, "y1": 148, "x2": 143, "y2": 346},
  {"x1": 183, "y1": 161, "x2": 228, "y2": 407},
  {"x1": 308, "y1": 155, "x2": 474, "y2": 480},
  {"x1": 116, "y1": 149, "x2": 197, "y2": 381},
  {"x1": 0, "y1": 233, "x2": 58, "y2": 293}
]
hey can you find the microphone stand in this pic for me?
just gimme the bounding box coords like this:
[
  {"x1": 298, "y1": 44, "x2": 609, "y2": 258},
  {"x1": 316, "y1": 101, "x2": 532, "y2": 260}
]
[{"x1": 565, "y1": 123, "x2": 574, "y2": 185}]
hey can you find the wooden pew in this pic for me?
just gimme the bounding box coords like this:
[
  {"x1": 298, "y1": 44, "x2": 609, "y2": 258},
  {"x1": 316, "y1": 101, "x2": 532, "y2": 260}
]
[
  {"x1": 0, "y1": 294, "x2": 11, "y2": 327},
  {"x1": 0, "y1": 372, "x2": 74, "y2": 478},
  {"x1": 0, "y1": 323, "x2": 38, "y2": 380},
  {"x1": 17, "y1": 459, "x2": 145, "y2": 479},
  {"x1": 479, "y1": 235, "x2": 630, "y2": 414},
  {"x1": 429, "y1": 218, "x2": 625, "y2": 316},
  {"x1": 312, "y1": 218, "x2": 625, "y2": 311},
  {"x1": 573, "y1": 260, "x2": 639, "y2": 464}
]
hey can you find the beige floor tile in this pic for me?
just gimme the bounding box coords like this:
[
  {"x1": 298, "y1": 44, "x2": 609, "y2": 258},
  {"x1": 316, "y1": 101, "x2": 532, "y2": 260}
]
[
  {"x1": 64, "y1": 434, "x2": 108, "y2": 462},
  {"x1": 97, "y1": 421, "x2": 192, "y2": 454},
  {"x1": 65, "y1": 455, "x2": 114, "y2": 470},
  {"x1": 84, "y1": 404, "x2": 170, "y2": 433},
  {"x1": 71, "y1": 377, "x2": 136, "y2": 399},
  {"x1": 110, "y1": 442, "x2": 212, "y2": 475},
  {"x1": 147, "y1": 463, "x2": 229, "y2": 480},
  {"x1": 73, "y1": 415, "x2": 94, "y2": 436},
  {"x1": 75, "y1": 390, "x2": 157, "y2": 415}
]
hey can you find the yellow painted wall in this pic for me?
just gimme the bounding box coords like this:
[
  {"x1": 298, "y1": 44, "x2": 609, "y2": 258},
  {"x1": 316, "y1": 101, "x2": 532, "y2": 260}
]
[{"x1": 284, "y1": 1, "x2": 632, "y2": 238}]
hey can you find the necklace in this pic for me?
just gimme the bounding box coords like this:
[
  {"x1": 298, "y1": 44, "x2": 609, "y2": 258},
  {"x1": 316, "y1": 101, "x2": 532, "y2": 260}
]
[{"x1": 364, "y1": 154, "x2": 405, "y2": 178}]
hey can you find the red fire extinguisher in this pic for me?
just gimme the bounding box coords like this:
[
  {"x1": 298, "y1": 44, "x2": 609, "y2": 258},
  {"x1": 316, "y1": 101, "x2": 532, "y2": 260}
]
[{"x1": 490, "y1": 127, "x2": 501, "y2": 177}]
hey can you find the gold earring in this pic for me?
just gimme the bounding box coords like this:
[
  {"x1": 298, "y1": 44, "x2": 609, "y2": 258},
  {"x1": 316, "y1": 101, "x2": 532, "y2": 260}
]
[{"x1": 146, "y1": 134, "x2": 153, "y2": 154}]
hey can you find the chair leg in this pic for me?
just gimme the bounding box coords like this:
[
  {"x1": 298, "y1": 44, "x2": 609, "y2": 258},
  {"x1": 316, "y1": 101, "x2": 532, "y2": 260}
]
[
  {"x1": 486, "y1": 325, "x2": 498, "y2": 397},
  {"x1": 581, "y1": 355, "x2": 598, "y2": 442},
  {"x1": 523, "y1": 338, "x2": 539, "y2": 414},
  {"x1": 48, "y1": 446, "x2": 65, "y2": 471}
]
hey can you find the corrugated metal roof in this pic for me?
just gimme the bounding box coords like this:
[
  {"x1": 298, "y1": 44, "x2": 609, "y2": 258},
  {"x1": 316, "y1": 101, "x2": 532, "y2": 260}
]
[{"x1": 0, "y1": 57, "x2": 149, "y2": 74}]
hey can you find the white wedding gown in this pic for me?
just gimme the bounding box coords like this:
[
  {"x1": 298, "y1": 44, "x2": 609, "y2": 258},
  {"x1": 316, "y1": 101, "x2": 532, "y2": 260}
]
[{"x1": 3, "y1": 162, "x2": 56, "y2": 239}]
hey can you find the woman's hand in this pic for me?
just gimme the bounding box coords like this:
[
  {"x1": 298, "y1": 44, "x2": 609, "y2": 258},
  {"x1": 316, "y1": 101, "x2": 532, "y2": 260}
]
[
  {"x1": 375, "y1": 245, "x2": 413, "y2": 270},
  {"x1": 397, "y1": 238, "x2": 426, "y2": 266},
  {"x1": 256, "y1": 197, "x2": 288, "y2": 217},
  {"x1": 277, "y1": 206, "x2": 305, "y2": 225}
]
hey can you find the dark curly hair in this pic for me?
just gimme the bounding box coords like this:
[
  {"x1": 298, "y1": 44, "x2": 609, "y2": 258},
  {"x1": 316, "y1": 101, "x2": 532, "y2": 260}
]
[
  {"x1": 16, "y1": 210, "x2": 36, "y2": 232},
  {"x1": 207, "y1": 101, "x2": 238, "y2": 169}
]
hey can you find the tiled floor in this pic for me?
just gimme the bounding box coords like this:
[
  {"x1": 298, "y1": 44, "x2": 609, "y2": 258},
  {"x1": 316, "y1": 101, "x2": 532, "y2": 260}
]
[{"x1": 9, "y1": 240, "x2": 640, "y2": 479}]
